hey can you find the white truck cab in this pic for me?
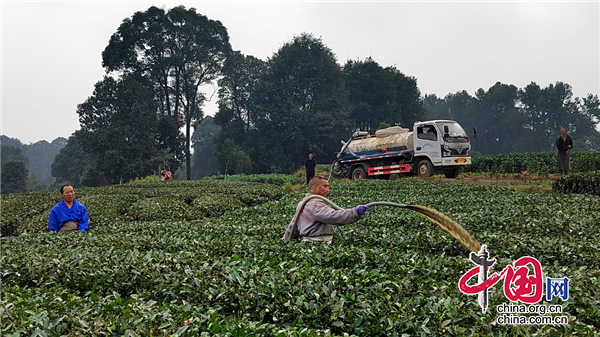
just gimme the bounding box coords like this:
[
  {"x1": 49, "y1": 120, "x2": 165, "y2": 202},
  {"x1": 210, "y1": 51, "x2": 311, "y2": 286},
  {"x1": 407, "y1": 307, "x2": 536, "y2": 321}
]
[{"x1": 414, "y1": 120, "x2": 472, "y2": 164}]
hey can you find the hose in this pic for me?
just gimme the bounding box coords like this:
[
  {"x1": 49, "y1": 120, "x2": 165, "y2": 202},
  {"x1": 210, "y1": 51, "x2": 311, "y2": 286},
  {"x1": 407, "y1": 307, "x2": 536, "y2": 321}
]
[
  {"x1": 285, "y1": 194, "x2": 481, "y2": 252},
  {"x1": 327, "y1": 159, "x2": 338, "y2": 181}
]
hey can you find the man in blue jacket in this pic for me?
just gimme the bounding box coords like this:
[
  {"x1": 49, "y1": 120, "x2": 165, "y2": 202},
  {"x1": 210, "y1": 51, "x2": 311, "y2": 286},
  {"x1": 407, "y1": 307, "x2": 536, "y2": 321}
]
[{"x1": 48, "y1": 185, "x2": 89, "y2": 232}]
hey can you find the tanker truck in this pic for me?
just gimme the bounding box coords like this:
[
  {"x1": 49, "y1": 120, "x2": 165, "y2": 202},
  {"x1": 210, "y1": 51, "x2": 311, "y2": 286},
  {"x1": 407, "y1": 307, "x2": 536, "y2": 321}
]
[{"x1": 334, "y1": 120, "x2": 474, "y2": 180}]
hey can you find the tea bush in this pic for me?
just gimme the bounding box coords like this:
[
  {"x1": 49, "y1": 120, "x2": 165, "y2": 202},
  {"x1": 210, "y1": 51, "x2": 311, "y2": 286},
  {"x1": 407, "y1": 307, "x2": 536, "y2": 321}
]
[
  {"x1": 552, "y1": 171, "x2": 600, "y2": 196},
  {"x1": 0, "y1": 179, "x2": 285, "y2": 236},
  {"x1": 1, "y1": 179, "x2": 599, "y2": 336},
  {"x1": 204, "y1": 174, "x2": 304, "y2": 186},
  {"x1": 464, "y1": 152, "x2": 600, "y2": 175}
]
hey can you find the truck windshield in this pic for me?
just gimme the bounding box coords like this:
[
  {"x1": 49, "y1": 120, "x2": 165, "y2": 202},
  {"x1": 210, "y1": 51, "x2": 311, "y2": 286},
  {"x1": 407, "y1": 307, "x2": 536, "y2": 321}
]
[{"x1": 437, "y1": 122, "x2": 467, "y2": 137}]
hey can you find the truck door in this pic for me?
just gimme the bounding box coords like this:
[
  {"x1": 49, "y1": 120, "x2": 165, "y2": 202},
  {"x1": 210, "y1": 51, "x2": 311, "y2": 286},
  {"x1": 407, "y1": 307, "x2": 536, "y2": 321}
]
[{"x1": 414, "y1": 124, "x2": 442, "y2": 165}]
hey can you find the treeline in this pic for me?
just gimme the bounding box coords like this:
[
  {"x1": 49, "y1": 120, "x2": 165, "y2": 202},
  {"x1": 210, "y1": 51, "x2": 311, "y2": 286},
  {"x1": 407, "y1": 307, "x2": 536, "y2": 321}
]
[
  {"x1": 0, "y1": 135, "x2": 66, "y2": 194},
  {"x1": 51, "y1": 5, "x2": 423, "y2": 186},
  {"x1": 209, "y1": 37, "x2": 425, "y2": 175},
  {"x1": 44, "y1": 5, "x2": 600, "y2": 187},
  {"x1": 424, "y1": 82, "x2": 600, "y2": 155}
]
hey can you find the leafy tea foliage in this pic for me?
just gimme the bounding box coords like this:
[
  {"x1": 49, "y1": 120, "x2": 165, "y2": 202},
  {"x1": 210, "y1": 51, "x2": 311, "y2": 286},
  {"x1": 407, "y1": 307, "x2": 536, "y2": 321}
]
[
  {"x1": 1, "y1": 178, "x2": 599, "y2": 336},
  {"x1": 552, "y1": 171, "x2": 600, "y2": 196},
  {"x1": 0, "y1": 179, "x2": 285, "y2": 235},
  {"x1": 204, "y1": 174, "x2": 304, "y2": 186},
  {"x1": 465, "y1": 152, "x2": 600, "y2": 175}
]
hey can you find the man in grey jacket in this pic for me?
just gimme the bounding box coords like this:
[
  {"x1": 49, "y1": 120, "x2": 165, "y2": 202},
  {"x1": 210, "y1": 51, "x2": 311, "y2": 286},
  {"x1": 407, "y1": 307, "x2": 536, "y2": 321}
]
[{"x1": 283, "y1": 175, "x2": 370, "y2": 243}]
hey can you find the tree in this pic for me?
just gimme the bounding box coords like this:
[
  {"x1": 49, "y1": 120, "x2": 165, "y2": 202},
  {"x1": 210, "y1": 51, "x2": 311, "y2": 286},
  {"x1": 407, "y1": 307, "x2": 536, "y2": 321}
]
[
  {"x1": 423, "y1": 94, "x2": 448, "y2": 120},
  {"x1": 1, "y1": 145, "x2": 29, "y2": 189},
  {"x1": 473, "y1": 82, "x2": 522, "y2": 154},
  {"x1": 1, "y1": 161, "x2": 28, "y2": 194},
  {"x1": 2, "y1": 142, "x2": 58, "y2": 192},
  {"x1": 249, "y1": 33, "x2": 350, "y2": 172},
  {"x1": 76, "y1": 74, "x2": 163, "y2": 185},
  {"x1": 0, "y1": 135, "x2": 23, "y2": 149},
  {"x1": 51, "y1": 131, "x2": 91, "y2": 188},
  {"x1": 424, "y1": 91, "x2": 476, "y2": 129},
  {"x1": 191, "y1": 116, "x2": 221, "y2": 179},
  {"x1": 215, "y1": 51, "x2": 267, "y2": 139},
  {"x1": 344, "y1": 57, "x2": 424, "y2": 131},
  {"x1": 214, "y1": 138, "x2": 252, "y2": 175},
  {"x1": 541, "y1": 82, "x2": 579, "y2": 151},
  {"x1": 518, "y1": 81, "x2": 582, "y2": 152},
  {"x1": 1, "y1": 145, "x2": 28, "y2": 166},
  {"x1": 213, "y1": 51, "x2": 266, "y2": 174},
  {"x1": 573, "y1": 94, "x2": 600, "y2": 151},
  {"x1": 424, "y1": 81, "x2": 600, "y2": 155},
  {"x1": 102, "y1": 5, "x2": 231, "y2": 180},
  {"x1": 28, "y1": 172, "x2": 55, "y2": 192}
]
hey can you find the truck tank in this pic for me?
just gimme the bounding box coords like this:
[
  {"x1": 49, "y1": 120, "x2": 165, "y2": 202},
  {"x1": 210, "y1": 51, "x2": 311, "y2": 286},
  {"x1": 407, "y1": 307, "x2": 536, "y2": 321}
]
[{"x1": 343, "y1": 126, "x2": 414, "y2": 155}]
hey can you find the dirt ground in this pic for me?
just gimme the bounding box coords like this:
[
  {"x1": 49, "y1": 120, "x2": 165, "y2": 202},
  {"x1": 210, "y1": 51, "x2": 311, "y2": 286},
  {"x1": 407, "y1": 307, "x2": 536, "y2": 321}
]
[{"x1": 430, "y1": 171, "x2": 561, "y2": 190}]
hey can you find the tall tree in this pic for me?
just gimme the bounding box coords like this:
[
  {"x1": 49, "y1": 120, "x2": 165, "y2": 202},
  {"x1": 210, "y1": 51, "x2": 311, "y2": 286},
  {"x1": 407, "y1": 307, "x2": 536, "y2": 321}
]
[
  {"x1": 249, "y1": 33, "x2": 350, "y2": 172},
  {"x1": 344, "y1": 57, "x2": 424, "y2": 131},
  {"x1": 473, "y1": 82, "x2": 522, "y2": 154},
  {"x1": 215, "y1": 51, "x2": 266, "y2": 141},
  {"x1": 77, "y1": 75, "x2": 163, "y2": 185},
  {"x1": 191, "y1": 116, "x2": 221, "y2": 179},
  {"x1": 423, "y1": 94, "x2": 447, "y2": 120},
  {"x1": 541, "y1": 82, "x2": 579, "y2": 151},
  {"x1": 1, "y1": 145, "x2": 29, "y2": 192},
  {"x1": 519, "y1": 81, "x2": 580, "y2": 151},
  {"x1": 102, "y1": 5, "x2": 231, "y2": 180},
  {"x1": 1, "y1": 136, "x2": 66, "y2": 180}
]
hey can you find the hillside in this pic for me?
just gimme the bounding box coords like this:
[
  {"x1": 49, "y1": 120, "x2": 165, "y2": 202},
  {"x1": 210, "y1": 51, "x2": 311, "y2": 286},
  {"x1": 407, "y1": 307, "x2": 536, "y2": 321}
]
[{"x1": 0, "y1": 135, "x2": 67, "y2": 179}]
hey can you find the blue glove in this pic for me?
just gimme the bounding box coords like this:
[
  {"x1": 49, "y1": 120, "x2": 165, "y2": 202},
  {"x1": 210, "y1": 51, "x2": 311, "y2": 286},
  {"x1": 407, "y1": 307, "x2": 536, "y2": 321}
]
[{"x1": 356, "y1": 205, "x2": 371, "y2": 216}]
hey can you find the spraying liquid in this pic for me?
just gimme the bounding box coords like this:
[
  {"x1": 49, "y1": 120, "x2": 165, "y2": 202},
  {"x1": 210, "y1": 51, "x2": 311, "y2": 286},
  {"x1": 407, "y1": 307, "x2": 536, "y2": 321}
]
[
  {"x1": 286, "y1": 195, "x2": 481, "y2": 253},
  {"x1": 403, "y1": 204, "x2": 481, "y2": 252}
]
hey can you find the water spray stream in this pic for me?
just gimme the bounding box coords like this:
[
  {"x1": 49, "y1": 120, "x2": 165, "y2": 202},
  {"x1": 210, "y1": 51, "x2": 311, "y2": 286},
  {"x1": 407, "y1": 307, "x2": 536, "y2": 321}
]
[{"x1": 286, "y1": 194, "x2": 481, "y2": 252}]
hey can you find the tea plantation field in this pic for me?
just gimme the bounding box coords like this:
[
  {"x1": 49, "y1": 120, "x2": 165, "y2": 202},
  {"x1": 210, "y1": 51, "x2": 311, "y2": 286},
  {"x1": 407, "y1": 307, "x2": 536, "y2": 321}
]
[{"x1": 1, "y1": 178, "x2": 599, "y2": 336}]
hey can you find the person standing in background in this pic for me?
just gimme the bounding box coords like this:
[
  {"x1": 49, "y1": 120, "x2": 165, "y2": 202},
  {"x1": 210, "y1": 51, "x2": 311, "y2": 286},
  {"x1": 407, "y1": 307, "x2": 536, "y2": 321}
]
[
  {"x1": 556, "y1": 127, "x2": 573, "y2": 175},
  {"x1": 305, "y1": 153, "x2": 316, "y2": 185}
]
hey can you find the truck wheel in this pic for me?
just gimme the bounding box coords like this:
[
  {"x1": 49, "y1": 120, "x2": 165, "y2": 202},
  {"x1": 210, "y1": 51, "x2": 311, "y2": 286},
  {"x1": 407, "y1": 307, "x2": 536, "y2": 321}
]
[
  {"x1": 444, "y1": 167, "x2": 461, "y2": 179},
  {"x1": 351, "y1": 167, "x2": 367, "y2": 180},
  {"x1": 418, "y1": 160, "x2": 433, "y2": 179}
]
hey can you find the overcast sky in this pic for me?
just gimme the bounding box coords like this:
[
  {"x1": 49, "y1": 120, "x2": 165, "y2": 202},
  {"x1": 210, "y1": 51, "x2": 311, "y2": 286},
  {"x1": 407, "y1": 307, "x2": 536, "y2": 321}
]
[{"x1": 2, "y1": 1, "x2": 599, "y2": 144}]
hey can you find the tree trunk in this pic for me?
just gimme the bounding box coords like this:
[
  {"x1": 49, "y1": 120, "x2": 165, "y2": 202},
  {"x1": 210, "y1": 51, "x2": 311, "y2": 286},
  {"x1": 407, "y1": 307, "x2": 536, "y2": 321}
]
[{"x1": 186, "y1": 121, "x2": 191, "y2": 180}]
